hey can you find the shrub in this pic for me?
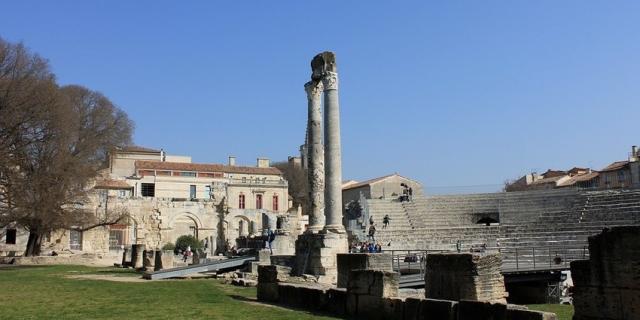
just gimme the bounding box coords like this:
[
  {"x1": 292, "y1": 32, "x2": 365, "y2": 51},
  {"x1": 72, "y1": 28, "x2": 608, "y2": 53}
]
[
  {"x1": 161, "y1": 242, "x2": 175, "y2": 251},
  {"x1": 175, "y1": 235, "x2": 202, "y2": 251}
]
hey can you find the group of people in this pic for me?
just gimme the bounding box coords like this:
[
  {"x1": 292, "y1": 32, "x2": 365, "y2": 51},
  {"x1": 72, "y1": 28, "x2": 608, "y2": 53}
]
[
  {"x1": 399, "y1": 183, "x2": 413, "y2": 202},
  {"x1": 367, "y1": 214, "x2": 391, "y2": 243},
  {"x1": 351, "y1": 241, "x2": 383, "y2": 253}
]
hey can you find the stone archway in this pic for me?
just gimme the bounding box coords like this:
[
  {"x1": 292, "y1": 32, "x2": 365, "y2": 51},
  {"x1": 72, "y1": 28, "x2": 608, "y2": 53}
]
[
  {"x1": 233, "y1": 215, "x2": 252, "y2": 238},
  {"x1": 169, "y1": 212, "x2": 203, "y2": 242}
]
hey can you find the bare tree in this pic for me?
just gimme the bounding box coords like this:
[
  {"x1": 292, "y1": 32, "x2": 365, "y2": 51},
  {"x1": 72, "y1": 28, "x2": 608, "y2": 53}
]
[
  {"x1": 273, "y1": 160, "x2": 309, "y2": 213},
  {"x1": 0, "y1": 38, "x2": 134, "y2": 255}
]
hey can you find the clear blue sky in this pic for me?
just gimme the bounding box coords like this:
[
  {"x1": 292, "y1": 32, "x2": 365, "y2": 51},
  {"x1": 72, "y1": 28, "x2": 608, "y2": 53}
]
[{"x1": 2, "y1": 1, "x2": 639, "y2": 193}]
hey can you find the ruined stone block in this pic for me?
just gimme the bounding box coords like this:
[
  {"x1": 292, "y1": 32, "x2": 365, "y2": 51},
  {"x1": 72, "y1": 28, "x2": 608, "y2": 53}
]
[
  {"x1": 337, "y1": 253, "x2": 393, "y2": 288},
  {"x1": 256, "y1": 283, "x2": 278, "y2": 302},
  {"x1": 327, "y1": 288, "x2": 347, "y2": 316},
  {"x1": 298, "y1": 286, "x2": 328, "y2": 311},
  {"x1": 258, "y1": 249, "x2": 271, "y2": 265},
  {"x1": 457, "y1": 300, "x2": 507, "y2": 320},
  {"x1": 347, "y1": 269, "x2": 399, "y2": 298},
  {"x1": 382, "y1": 297, "x2": 404, "y2": 320},
  {"x1": 403, "y1": 297, "x2": 422, "y2": 320},
  {"x1": 277, "y1": 283, "x2": 306, "y2": 307},
  {"x1": 421, "y1": 298, "x2": 457, "y2": 320},
  {"x1": 571, "y1": 226, "x2": 640, "y2": 320},
  {"x1": 425, "y1": 253, "x2": 506, "y2": 303},
  {"x1": 257, "y1": 265, "x2": 291, "y2": 283},
  {"x1": 505, "y1": 308, "x2": 557, "y2": 320}
]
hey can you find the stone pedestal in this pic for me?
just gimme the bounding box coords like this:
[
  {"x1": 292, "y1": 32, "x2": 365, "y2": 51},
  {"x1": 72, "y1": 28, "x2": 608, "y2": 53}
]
[
  {"x1": 121, "y1": 248, "x2": 129, "y2": 267},
  {"x1": 425, "y1": 253, "x2": 507, "y2": 303},
  {"x1": 154, "y1": 250, "x2": 163, "y2": 271},
  {"x1": 294, "y1": 232, "x2": 348, "y2": 284},
  {"x1": 337, "y1": 253, "x2": 393, "y2": 288},
  {"x1": 346, "y1": 269, "x2": 399, "y2": 318},
  {"x1": 142, "y1": 250, "x2": 154, "y2": 271},
  {"x1": 130, "y1": 244, "x2": 145, "y2": 269}
]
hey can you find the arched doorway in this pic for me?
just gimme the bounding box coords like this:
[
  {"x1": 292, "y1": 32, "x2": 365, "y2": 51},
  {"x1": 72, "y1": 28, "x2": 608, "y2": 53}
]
[{"x1": 171, "y1": 213, "x2": 201, "y2": 242}]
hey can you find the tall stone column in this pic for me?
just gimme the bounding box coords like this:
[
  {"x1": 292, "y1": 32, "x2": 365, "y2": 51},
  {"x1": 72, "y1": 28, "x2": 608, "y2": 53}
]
[
  {"x1": 305, "y1": 80, "x2": 325, "y2": 233},
  {"x1": 322, "y1": 62, "x2": 345, "y2": 234}
]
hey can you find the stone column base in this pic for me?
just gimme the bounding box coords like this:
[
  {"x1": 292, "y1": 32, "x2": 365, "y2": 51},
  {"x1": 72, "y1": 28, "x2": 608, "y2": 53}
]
[{"x1": 294, "y1": 232, "x2": 348, "y2": 284}]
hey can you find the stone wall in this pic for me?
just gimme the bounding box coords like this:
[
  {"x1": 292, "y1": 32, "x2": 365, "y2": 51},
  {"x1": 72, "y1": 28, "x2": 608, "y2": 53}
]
[
  {"x1": 571, "y1": 226, "x2": 640, "y2": 320},
  {"x1": 425, "y1": 253, "x2": 507, "y2": 303},
  {"x1": 336, "y1": 253, "x2": 392, "y2": 288},
  {"x1": 257, "y1": 266, "x2": 555, "y2": 320}
]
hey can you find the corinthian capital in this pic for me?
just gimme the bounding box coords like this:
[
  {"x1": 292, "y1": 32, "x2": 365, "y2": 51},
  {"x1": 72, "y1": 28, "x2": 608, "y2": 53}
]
[
  {"x1": 304, "y1": 81, "x2": 323, "y2": 100},
  {"x1": 322, "y1": 71, "x2": 338, "y2": 91}
]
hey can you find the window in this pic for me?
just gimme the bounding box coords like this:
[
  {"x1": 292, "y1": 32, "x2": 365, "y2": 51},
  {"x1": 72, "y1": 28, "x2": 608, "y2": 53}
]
[
  {"x1": 190, "y1": 185, "x2": 196, "y2": 199},
  {"x1": 109, "y1": 229, "x2": 124, "y2": 250},
  {"x1": 239, "y1": 194, "x2": 245, "y2": 209},
  {"x1": 242, "y1": 177, "x2": 247, "y2": 183},
  {"x1": 180, "y1": 172, "x2": 197, "y2": 177},
  {"x1": 618, "y1": 171, "x2": 625, "y2": 182},
  {"x1": 273, "y1": 194, "x2": 279, "y2": 211},
  {"x1": 118, "y1": 190, "x2": 127, "y2": 199},
  {"x1": 263, "y1": 177, "x2": 267, "y2": 184},
  {"x1": 141, "y1": 183, "x2": 155, "y2": 197},
  {"x1": 69, "y1": 230, "x2": 83, "y2": 250},
  {"x1": 205, "y1": 185, "x2": 211, "y2": 199},
  {"x1": 5, "y1": 229, "x2": 16, "y2": 245},
  {"x1": 256, "y1": 194, "x2": 263, "y2": 209},
  {"x1": 99, "y1": 190, "x2": 107, "y2": 204}
]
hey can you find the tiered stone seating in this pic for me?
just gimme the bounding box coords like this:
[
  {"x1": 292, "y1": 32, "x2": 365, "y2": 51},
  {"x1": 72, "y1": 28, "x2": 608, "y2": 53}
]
[{"x1": 365, "y1": 188, "x2": 640, "y2": 261}]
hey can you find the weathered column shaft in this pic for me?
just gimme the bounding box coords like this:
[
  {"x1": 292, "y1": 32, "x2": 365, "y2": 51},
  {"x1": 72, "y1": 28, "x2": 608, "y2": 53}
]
[
  {"x1": 322, "y1": 71, "x2": 345, "y2": 233},
  {"x1": 305, "y1": 81, "x2": 326, "y2": 233}
]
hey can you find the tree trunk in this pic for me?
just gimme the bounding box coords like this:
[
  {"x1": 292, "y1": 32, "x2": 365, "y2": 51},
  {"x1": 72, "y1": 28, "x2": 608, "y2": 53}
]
[{"x1": 24, "y1": 231, "x2": 43, "y2": 256}]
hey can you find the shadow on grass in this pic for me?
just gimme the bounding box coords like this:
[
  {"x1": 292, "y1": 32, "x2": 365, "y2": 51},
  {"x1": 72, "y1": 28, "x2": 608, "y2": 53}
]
[
  {"x1": 94, "y1": 268, "x2": 140, "y2": 276},
  {"x1": 0, "y1": 265, "x2": 50, "y2": 272},
  {"x1": 227, "y1": 294, "x2": 340, "y2": 319}
]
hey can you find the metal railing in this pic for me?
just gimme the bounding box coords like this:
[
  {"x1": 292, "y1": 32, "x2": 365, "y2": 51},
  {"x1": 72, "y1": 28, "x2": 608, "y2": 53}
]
[
  {"x1": 386, "y1": 245, "x2": 589, "y2": 275},
  {"x1": 385, "y1": 249, "x2": 447, "y2": 278},
  {"x1": 489, "y1": 245, "x2": 589, "y2": 273}
]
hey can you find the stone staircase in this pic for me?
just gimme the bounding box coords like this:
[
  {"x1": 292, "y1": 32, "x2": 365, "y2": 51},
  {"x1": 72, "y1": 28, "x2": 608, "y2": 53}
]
[{"x1": 364, "y1": 188, "x2": 640, "y2": 259}]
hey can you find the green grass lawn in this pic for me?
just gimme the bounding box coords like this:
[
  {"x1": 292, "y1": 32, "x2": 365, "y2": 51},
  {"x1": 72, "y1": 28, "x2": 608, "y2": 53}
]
[
  {"x1": 0, "y1": 265, "x2": 339, "y2": 320},
  {"x1": 527, "y1": 304, "x2": 574, "y2": 320}
]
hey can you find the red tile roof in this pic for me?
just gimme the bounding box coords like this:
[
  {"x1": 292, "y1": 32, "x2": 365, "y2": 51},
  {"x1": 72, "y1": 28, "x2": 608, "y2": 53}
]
[
  {"x1": 600, "y1": 161, "x2": 629, "y2": 172},
  {"x1": 135, "y1": 160, "x2": 282, "y2": 176},
  {"x1": 94, "y1": 179, "x2": 133, "y2": 189},
  {"x1": 557, "y1": 171, "x2": 599, "y2": 187}
]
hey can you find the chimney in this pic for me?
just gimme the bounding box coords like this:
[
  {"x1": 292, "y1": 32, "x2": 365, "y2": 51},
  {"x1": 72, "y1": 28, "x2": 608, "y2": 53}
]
[
  {"x1": 228, "y1": 156, "x2": 236, "y2": 166},
  {"x1": 257, "y1": 157, "x2": 270, "y2": 168},
  {"x1": 160, "y1": 148, "x2": 166, "y2": 162},
  {"x1": 633, "y1": 145, "x2": 638, "y2": 156}
]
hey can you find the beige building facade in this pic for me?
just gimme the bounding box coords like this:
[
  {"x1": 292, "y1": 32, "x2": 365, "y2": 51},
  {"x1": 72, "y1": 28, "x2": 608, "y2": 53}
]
[{"x1": 1, "y1": 146, "x2": 291, "y2": 258}]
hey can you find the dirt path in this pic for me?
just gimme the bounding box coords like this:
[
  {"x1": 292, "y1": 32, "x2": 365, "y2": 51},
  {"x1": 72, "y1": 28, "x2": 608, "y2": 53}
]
[{"x1": 66, "y1": 274, "x2": 148, "y2": 283}]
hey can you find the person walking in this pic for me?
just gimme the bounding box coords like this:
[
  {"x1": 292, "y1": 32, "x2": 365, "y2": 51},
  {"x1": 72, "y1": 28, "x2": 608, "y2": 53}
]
[
  {"x1": 183, "y1": 245, "x2": 192, "y2": 263},
  {"x1": 383, "y1": 214, "x2": 391, "y2": 229},
  {"x1": 368, "y1": 224, "x2": 376, "y2": 242},
  {"x1": 267, "y1": 229, "x2": 276, "y2": 254}
]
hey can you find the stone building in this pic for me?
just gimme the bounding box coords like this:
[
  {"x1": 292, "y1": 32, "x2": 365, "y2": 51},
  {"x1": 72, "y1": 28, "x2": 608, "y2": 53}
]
[
  {"x1": 342, "y1": 173, "x2": 423, "y2": 206},
  {"x1": 1, "y1": 146, "x2": 291, "y2": 258},
  {"x1": 506, "y1": 145, "x2": 640, "y2": 191}
]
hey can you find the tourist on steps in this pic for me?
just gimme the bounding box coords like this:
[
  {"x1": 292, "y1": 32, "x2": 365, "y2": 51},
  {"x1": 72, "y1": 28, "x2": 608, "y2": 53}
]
[
  {"x1": 368, "y1": 224, "x2": 376, "y2": 242},
  {"x1": 383, "y1": 214, "x2": 391, "y2": 229}
]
